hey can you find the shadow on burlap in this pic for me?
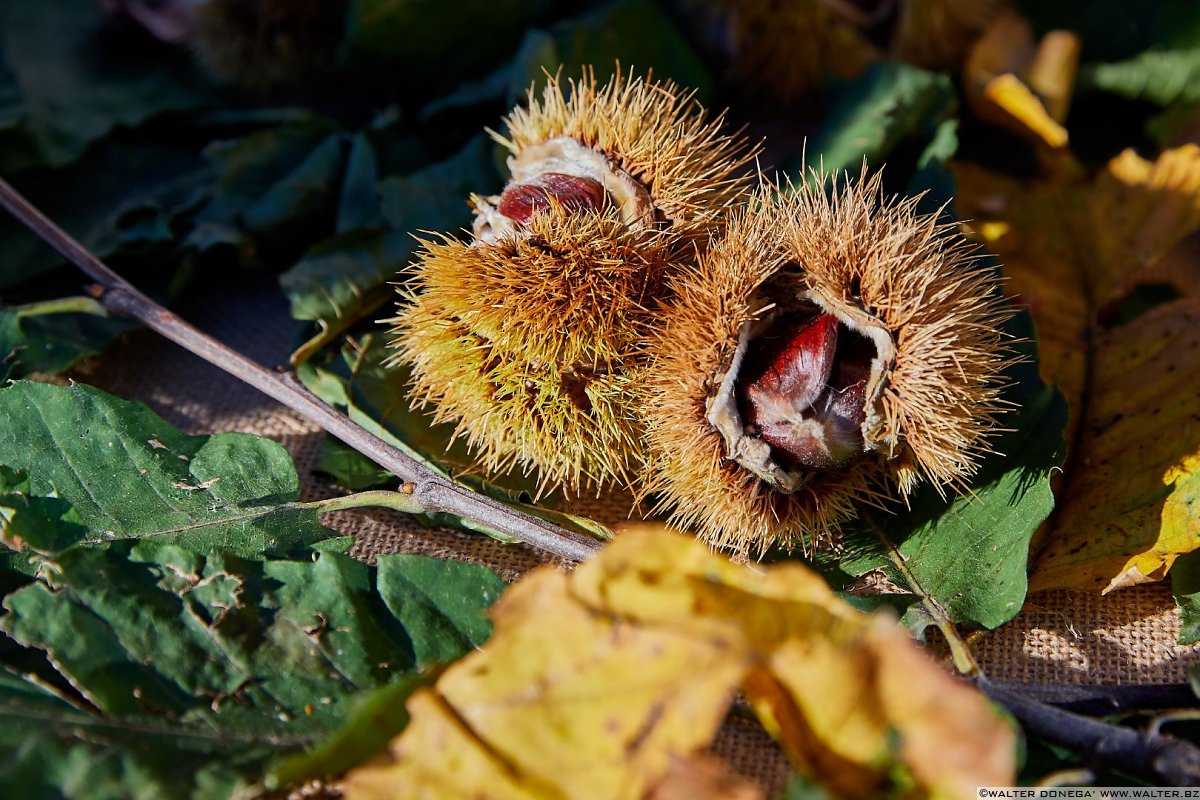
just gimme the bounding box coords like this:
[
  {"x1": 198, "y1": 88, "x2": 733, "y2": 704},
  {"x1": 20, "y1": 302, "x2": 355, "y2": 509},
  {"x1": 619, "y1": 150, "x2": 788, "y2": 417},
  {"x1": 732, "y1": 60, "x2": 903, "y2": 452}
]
[{"x1": 71, "y1": 274, "x2": 1200, "y2": 795}]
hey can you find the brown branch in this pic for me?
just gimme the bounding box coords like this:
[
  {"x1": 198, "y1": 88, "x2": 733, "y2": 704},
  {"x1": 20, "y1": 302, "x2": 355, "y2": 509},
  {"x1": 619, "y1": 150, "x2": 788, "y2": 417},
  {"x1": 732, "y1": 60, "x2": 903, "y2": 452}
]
[
  {"x1": 989, "y1": 681, "x2": 1199, "y2": 716},
  {"x1": 979, "y1": 678, "x2": 1200, "y2": 786},
  {"x1": 0, "y1": 177, "x2": 603, "y2": 564}
]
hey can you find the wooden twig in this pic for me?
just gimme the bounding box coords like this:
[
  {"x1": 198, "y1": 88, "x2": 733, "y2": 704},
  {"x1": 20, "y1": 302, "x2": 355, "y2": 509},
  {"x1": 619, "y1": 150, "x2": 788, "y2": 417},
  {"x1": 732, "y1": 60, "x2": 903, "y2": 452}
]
[
  {"x1": 979, "y1": 678, "x2": 1200, "y2": 786},
  {"x1": 0, "y1": 178, "x2": 603, "y2": 563},
  {"x1": 990, "y1": 682, "x2": 1199, "y2": 716}
]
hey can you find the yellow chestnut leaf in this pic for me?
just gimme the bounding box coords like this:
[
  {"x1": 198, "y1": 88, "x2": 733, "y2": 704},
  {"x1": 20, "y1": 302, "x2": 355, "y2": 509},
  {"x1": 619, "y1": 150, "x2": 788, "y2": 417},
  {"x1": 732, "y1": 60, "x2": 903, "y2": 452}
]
[
  {"x1": 980, "y1": 73, "x2": 1069, "y2": 148},
  {"x1": 1030, "y1": 300, "x2": 1200, "y2": 592},
  {"x1": 962, "y1": 10, "x2": 1078, "y2": 147},
  {"x1": 343, "y1": 527, "x2": 1015, "y2": 800},
  {"x1": 955, "y1": 146, "x2": 1200, "y2": 592}
]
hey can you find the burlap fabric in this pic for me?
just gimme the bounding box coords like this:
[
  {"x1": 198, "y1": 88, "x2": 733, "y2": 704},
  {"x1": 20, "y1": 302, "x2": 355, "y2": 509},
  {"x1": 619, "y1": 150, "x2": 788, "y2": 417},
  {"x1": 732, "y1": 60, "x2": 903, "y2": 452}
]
[{"x1": 71, "y1": 273, "x2": 1200, "y2": 794}]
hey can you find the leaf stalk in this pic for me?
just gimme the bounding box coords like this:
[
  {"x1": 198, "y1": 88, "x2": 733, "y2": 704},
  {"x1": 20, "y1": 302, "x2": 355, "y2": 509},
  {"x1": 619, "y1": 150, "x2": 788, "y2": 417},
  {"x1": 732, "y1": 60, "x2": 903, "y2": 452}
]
[{"x1": 861, "y1": 510, "x2": 980, "y2": 676}]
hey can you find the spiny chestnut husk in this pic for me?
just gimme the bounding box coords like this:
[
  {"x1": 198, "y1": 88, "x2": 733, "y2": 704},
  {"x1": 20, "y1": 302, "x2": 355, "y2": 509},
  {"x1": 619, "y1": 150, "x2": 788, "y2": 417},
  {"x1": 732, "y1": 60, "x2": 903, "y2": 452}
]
[
  {"x1": 191, "y1": 0, "x2": 350, "y2": 90},
  {"x1": 890, "y1": 0, "x2": 1009, "y2": 69},
  {"x1": 684, "y1": 0, "x2": 872, "y2": 101},
  {"x1": 388, "y1": 71, "x2": 755, "y2": 493},
  {"x1": 683, "y1": 0, "x2": 1005, "y2": 99},
  {"x1": 392, "y1": 210, "x2": 670, "y2": 492},
  {"x1": 474, "y1": 69, "x2": 757, "y2": 247},
  {"x1": 639, "y1": 172, "x2": 1013, "y2": 557}
]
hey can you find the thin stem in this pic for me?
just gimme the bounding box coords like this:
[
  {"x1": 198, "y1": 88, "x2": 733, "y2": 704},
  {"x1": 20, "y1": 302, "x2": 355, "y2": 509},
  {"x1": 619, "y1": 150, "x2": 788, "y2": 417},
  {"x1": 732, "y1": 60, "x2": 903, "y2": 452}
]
[
  {"x1": 1149, "y1": 710, "x2": 1200, "y2": 738},
  {"x1": 303, "y1": 489, "x2": 425, "y2": 516},
  {"x1": 301, "y1": 489, "x2": 514, "y2": 542},
  {"x1": 0, "y1": 178, "x2": 602, "y2": 564},
  {"x1": 860, "y1": 511, "x2": 980, "y2": 676},
  {"x1": 289, "y1": 287, "x2": 390, "y2": 367},
  {"x1": 1035, "y1": 768, "x2": 1095, "y2": 788},
  {"x1": 14, "y1": 295, "x2": 109, "y2": 318}
]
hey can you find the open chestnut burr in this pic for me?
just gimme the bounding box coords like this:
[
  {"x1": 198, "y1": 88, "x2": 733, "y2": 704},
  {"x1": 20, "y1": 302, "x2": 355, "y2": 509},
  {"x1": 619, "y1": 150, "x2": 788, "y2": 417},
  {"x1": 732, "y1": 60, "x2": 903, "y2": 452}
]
[{"x1": 639, "y1": 172, "x2": 1013, "y2": 557}]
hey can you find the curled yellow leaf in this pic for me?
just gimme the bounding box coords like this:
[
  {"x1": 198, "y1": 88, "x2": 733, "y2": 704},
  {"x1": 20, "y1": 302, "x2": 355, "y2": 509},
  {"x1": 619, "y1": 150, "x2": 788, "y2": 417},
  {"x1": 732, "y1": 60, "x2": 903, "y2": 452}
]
[
  {"x1": 963, "y1": 10, "x2": 1078, "y2": 148},
  {"x1": 343, "y1": 527, "x2": 1015, "y2": 799},
  {"x1": 982, "y1": 74, "x2": 1069, "y2": 148}
]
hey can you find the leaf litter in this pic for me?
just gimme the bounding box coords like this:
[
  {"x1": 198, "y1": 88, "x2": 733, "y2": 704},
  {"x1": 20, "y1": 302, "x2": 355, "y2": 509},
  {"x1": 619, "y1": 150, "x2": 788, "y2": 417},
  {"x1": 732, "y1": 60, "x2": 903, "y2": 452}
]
[
  {"x1": 954, "y1": 19, "x2": 1200, "y2": 591},
  {"x1": 2, "y1": 0, "x2": 1200, "y2": 795}
]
